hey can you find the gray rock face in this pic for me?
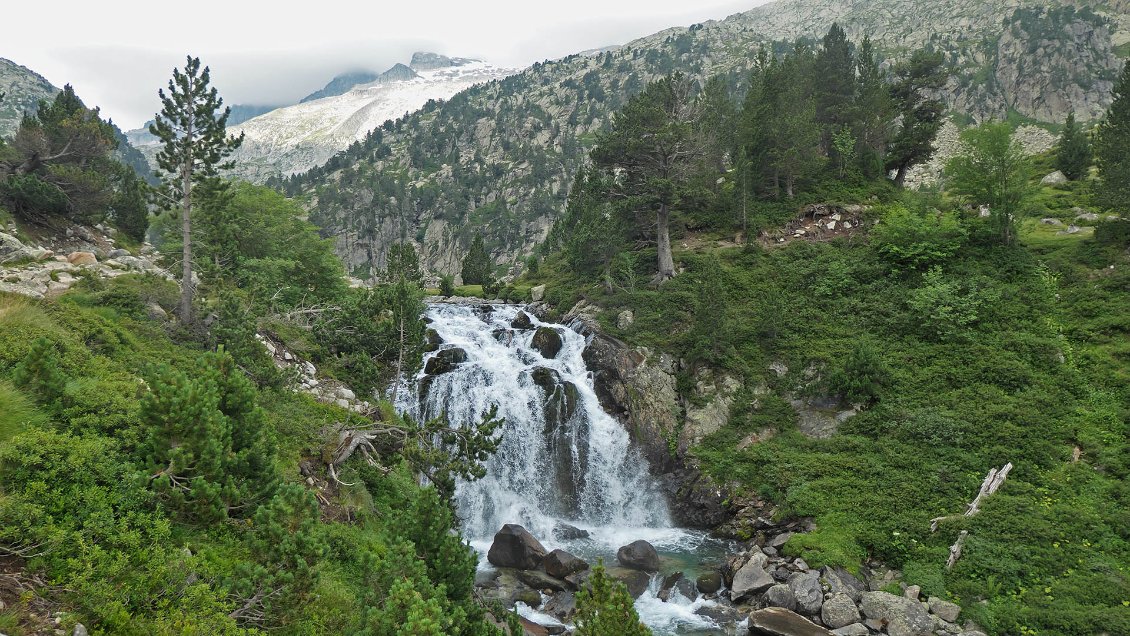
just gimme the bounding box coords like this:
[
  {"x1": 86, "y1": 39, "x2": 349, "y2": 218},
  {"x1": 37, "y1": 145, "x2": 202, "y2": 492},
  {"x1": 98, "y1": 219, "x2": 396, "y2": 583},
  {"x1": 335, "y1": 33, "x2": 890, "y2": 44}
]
[
  {"x1": 831, "y1": 624, "x2": 870, "y2": 636},
  {"x1": 1041, "y1": 170, "x2": 1068, "y2": 185},
  {"x1": 820, "y1": 593, "x2": 862, "y2": 629},
  {"x1": 764, "y1": 583, "x2": 798, "y2": 611},
  {"x1": 788, "y1": 571, "x2": 824, "y2": 615},
  {"x1": 617, "y1": 539, "x2": 660, "y2": 571},
  {"x1": 543, "y1": 549, "x2": 588, "y2": 579},
  {"x1": 531, "y1": 326, "x2": 564, "y2": 359},
  {"x1": 0, "y1": 232, "x2": 37, "y2": 264},
  {"x1": 746, "y1": 607, "x2": 834, "y2": 636},
  {"x1": 486, "y1": 524, "x2": 547, "y2": 570},
  {"x1": 732, "y1": 552, "x2": 775, "y2": 601},
  {"x1": 821, "y1": 566, "x2": 866, "y2": 603},
  {"x1": 927, "y1": 596, "x2": 962, "y2": 623},
  {"x1": 860, "y1": 591, "x2": 933, "y2": 636}
]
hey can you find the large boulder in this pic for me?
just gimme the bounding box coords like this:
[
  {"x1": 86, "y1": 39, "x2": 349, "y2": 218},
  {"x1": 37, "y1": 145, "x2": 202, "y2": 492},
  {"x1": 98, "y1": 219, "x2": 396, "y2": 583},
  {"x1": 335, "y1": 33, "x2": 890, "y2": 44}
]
[
  {"x1": 66, "y1": 251, "x2": 98, "y2": 266},
  {"x1": 821, "y1": 567, "x2": 866, "y2": 603},
  {"x1": 424, "y1": 328, "x2": 443, "y2": 352},
  {"x1": 860, "y1": 591, "x2": 933, "y2": 636},
  {"x1": 746, "y1": 607, "x2": 834, "y2": 636},
  {"x1": 657, "y1": 571, "x2": 684, "y2": 602},
  {"x1": 927, "y1": 596, "x2": 961, "y2": 623},
  {"x1": 617, "y1": 540, "x2": 660, "y2": 572},
  {"x1": 0, "y1": 232, "x2": 37, "y2": 264},
  {"x1": 552, "y1": 523, "x2": 590, "y2": 540},
  {"x1": 530, "y1": 284, "x2": 546, "y2": 302},
  {"x1": 487, "y1": 524, "x2": 547, "y2": 570},
  {"x1": 511, "y1": 311, "x2": 534, "y2": 330},
  {"x1": 787, "y1": 571, "x2": 823, "y2": 615},
  {"x1": 543, "y1": 549, "x2": 588, "y2": 579},
  {"x1": 608, "y1": 567, "x2": 651, "y2": 599},
  {"x1": 516, "y1": 568, "x2": 570, "y2": 592},
  {"x1": 542, "y1": 591, "x2": 577, "y2": 621},
  {"x1": 531, "y1": 326, "x2": 564, "y2": 359},
  {"x1": 731, "y1": 551, "x2": 775, "y2": 601},
  {"x1": 1041, "y1": 170, "x2": 1068, "y2": 186},
  {"x1": 424, "y1": 347, "x2": 468, "y2": 375},
  {"x1": 764, "y1": 583, "x2": 798, "y2": 611},
  {"x1": 820, "y1": 593, "x2": 861, "y2": 629},
  {"x1": 696, "y1": 571, "x2": 723, "y2": 594}
]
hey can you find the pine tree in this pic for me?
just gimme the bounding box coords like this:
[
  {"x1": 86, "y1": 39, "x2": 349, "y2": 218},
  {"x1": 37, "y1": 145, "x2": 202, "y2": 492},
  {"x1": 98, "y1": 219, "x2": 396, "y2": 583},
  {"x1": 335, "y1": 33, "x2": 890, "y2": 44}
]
[
  {"x1": 460, "y1": 234, "x2": 492, "y2": 285},
  {"x1": 11, "y1": 337, "x2": 67, "y2": 409},
  {"x1": 150, "y1": 56, "x2": 244, "y2": 323},
  {"x1": 852, "y1": 36, "x2": 895, "y2": 177},
  {"x1": 767, "y1": 45, "x2": 822, "y2": 198},
  {"x1": 1095, "y1": 60, "x2": 1130, "y2": 211},
  {"x1": 574, "y1": 561, "x2": 651, "y2": 636},
  {"x1": 886, "y1": 50, "x2": 948, "y2": 187},
  {"x1": 1055, "y1": 112, "x2": 1091, "y2": 181},
  {"x1": 815, "y1": 23, "x2": 857, "y2": 153}
]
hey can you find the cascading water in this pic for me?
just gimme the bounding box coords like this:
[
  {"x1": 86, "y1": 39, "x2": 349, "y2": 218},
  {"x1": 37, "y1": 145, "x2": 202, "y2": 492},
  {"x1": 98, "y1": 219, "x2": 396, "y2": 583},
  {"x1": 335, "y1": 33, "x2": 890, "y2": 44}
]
[{"x1": 399, "y1": 302, "x2": 738, "y2": 635}]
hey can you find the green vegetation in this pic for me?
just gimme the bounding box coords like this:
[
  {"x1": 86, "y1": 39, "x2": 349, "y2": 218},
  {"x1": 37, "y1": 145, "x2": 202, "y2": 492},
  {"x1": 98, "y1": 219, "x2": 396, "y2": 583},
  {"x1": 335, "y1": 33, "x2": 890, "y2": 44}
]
[
  {"x1": 1055, "y1": 112, "x2": 1091, "y2": 181},
  {"x1": 460, "y1": 233, "x2": 492, "y2": 285},
  {"x1": 573, "y1": 561, "x2": 652, "y2": 636},
  {"x1": 535, "y1": 25, "x2": 1130, "y2": 635},
  {"x1": 1095, "y1": 60, "x2": 1130, "y2": 212}
]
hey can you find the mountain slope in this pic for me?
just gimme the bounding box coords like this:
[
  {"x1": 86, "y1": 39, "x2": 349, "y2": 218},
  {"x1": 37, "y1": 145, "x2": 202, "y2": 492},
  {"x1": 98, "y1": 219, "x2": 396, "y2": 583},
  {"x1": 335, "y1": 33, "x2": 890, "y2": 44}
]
[
  {"x1": 0, "y1": 58, "x2": 59, "y2": 138},
  {"x1": 220, "y1": 53, "x2": 518, "y2": 182},
  {"x1": 296, "y1": 0, "x2": 1126, "y2": 279}
]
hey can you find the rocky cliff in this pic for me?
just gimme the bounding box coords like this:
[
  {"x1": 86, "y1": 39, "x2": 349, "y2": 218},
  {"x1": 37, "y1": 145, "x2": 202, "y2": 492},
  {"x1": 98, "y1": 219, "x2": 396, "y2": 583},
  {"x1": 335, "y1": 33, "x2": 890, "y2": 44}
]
[
  {"x1": 294, "y1": 0, "x2": 1127, "y2": 280},
  {"x1": 0, "y1": 58, "x2": 59, "y2": 138}
]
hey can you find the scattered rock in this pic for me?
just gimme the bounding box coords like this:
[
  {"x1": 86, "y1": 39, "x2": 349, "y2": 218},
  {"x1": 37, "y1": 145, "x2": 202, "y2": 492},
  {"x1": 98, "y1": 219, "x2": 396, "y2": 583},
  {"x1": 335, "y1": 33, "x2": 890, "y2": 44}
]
[
  {"x1": 764, "y1": 583, "x2": 798, "y2": 611},
  {"x1": 516, "y1": 568, "x2": 570, "y2": 593},
  {"x1": 337, "y1": 387, "x2": 356, "y2": 401},
  {"x1": 543, "y1": 549, "x2": 588, "y2": 579},
  {"x1": 860, "y1": 591, "x2": 933, "y2": 636},
  {"x1": 67, "y1": 251, "x2": 98, "y2": 266},
  {"x1": 788, "y1": 571, "x2": 824, "y2": 615},
  {"x1": 73, "y1": 625, "x2": 89, "y2": 636},
  {"x1": 530, "y1": 284, "x2": 546, "y2": 302},
  {"x1": 820, "y1": 593, "x2": 862, "y2": 629},
  {"x1": 487, "y1": 524, "x2": 547, "y2": 570},
  {"x1": 769, "y1": 531, "x2": 793, "y2": 549},
  {"x1": 531, "y1": 327, "x2": 564, "y2": 359},
  {"x1": 553, "y1": 523, "x2": 590, "y2": 541},
  {"x1": 511, "y1": 311, "x2": 534, "y2": 330},
  {"x1": 1040, "y1": 217, "x2": 1064, "y2": 225},
  {"x1": 821, "y1": 567, "x2": 866, "y2": 603},
  {"x1": 1074, "y1": 211, "x2": 1100, "y2": 222},
  {"x1": 696, "y1": 571, "x2": 723, "y2": 594},
  {"x1": 927, "y1": 597, "x2": 962, "y2": 623},
  {"x1": 424, "y1": 347, "x2": 469, "y2": 375},
  {"x1": 904, "y1": 585, "x2": 921, "y2": 600},
  {"x1": 616, "y1": 539, "x2": 660, "y2": 572},
  {"x1": 731, "y1": 551, "x2": 775, "y2": 601},
  {"x1": 616, "y1": 309, "x2": 634, "y2": 330},
  {"x1": 1040, "y1": 170, "x2": 1068, "y2": 185},
  {"x1": 831, "y1": 624, "x2": 870, "y2": 636},
  {"x1": 694, "y1": 603, "x2": 743, "y2": 625},
  {"x1": 747, "y1": 607, "x2": 834, "y2": 636}
]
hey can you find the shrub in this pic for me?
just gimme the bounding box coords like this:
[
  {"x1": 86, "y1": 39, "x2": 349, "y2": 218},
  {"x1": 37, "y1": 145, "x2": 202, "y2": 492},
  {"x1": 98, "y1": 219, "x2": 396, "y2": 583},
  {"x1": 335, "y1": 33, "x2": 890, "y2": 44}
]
[
  {"x1": 438, "y1": 274, "x2": 455, "y2": 297},
  {"x1": 872, "y1": 205, "x2": 967, "y2": 272}
]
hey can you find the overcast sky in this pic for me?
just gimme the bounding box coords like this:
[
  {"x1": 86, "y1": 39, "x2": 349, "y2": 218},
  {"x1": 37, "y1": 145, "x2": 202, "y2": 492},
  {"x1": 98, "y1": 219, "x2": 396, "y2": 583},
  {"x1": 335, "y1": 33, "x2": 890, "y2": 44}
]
[{"x1": 4, "y1": 0, "x2": 768, "y2": 129}]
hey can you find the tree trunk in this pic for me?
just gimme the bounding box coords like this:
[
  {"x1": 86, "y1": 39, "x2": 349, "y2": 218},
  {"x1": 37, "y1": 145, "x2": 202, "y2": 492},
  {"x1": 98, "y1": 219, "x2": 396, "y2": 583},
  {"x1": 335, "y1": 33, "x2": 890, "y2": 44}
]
[
  {"x1": 894, "y1": 163, "x2": 908, "y2": 188},
  {"x1": 654, "y1": 203, "x2": 675, "y2": 283},
  {"x1": 785, "y1": 174, "x2": 795, "y2": 199},
  {"x1": 178, "y1": 105, "x2": 195, "y2": 324}
]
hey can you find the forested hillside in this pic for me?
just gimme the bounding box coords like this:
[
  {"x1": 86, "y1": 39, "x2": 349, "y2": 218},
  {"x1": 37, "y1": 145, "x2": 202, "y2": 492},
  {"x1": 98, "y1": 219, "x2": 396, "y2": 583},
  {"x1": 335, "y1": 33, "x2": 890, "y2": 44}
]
[{"x1": 287, "y1": 0, "x2": 1126, "y2": 280}]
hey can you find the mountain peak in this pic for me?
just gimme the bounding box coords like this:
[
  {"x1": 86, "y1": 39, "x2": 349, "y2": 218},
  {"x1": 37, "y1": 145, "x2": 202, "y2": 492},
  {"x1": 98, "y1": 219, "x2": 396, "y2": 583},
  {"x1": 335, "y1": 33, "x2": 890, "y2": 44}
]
[
  {"x1": 409, "y1": 52, "x2": 479, "y2": 71},
  {"x1": 377, "y1": 63, "x2": 418, "y2": 84}
]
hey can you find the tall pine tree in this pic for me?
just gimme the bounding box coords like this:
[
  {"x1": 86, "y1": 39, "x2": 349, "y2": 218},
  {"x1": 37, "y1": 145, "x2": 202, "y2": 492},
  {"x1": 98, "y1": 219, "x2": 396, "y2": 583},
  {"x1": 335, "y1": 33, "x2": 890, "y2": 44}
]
[
  {"x1": 886, "y1": 50, "x2": 948, "y2": 187},
  {"x1": 1095, "y1": 61, "x2": 1130, "y2": 211},
  {"x1": 460, "y1": 233, "x2": 492, "y2": 286},
  {"x1": 150, "y1": 56, "x2": 243, "y2": 323},
  {"x1": 1055, "y1": 111, "x2": 1091, "y2": 181}
]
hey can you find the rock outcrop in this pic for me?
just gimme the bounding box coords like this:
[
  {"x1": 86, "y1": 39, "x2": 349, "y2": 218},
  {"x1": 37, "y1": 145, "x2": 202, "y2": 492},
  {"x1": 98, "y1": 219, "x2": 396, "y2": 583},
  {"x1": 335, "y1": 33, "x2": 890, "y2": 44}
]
[
  {"x1": 616, "y1": 540, "x2": 660, "y2": 572},
  {"x1": 486, "y1": 524, "x2": 547, "y2": 570}
]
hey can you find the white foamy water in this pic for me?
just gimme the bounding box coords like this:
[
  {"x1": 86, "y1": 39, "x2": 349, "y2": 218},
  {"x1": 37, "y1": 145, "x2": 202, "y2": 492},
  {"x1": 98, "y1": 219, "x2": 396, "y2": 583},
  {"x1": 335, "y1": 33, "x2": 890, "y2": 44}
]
[{"x1": 399, "y1": 303, "x2": 738, "y2": 635}]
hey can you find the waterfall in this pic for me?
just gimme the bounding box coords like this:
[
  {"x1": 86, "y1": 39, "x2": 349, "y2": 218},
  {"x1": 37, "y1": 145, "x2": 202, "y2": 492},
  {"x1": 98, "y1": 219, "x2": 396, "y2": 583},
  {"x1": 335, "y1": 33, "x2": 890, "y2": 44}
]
[{"x1": 400, "y1": 302, "x2": 671, "y2": 542}]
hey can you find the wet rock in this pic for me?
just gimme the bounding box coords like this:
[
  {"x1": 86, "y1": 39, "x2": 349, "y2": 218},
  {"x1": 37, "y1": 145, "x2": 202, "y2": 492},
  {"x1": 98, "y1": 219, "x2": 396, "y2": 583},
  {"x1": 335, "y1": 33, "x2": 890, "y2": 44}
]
[
  {"x1": 543, "y1": 549, "x2": 588, "y2": 579},
  {"x1": 532, "y1": 326, "x2": 564, "y2": 359},
  {"x1": 732, "y1": 551, "x2": 775, "y2": 601},
  {"x1": 747, "y1": 607, "x2": 834, "y2": 635},
  {"x1": 788, "y1": 571, "x2": 823, "y2": 615},
  {"x1": 487, "y1": 524, "x2": 547, "y2": 570},
  {"x1": 764, "y1": 583, "x2": 798, "y2": 611},
  {"x1": 695, "y1": 603, "x2": 742, "y2": 625},
  {"x1": 424, "y1": 347, "x2": 468, "y2": 375},
  {"x1": 617, "y1": 539, "x2": 660, "y2": 572},
  {"x1": 927, "y1": 597, "x2": 962, "y2": 623},
  {"x1": 821, "y1": 567, "x2": 866, "y2": 603},
  {"x1": 860, "y1": 591, "x2": 933, "y2": 636},
  {"x1": 696, "y1": 571, "x2": 723, "y2": 594},
  {"x1": 820, "y1": 593, "x2": 861, "y2": 629},
  {"x1": 657, "y1": 571, "x2": 684, "y2": 602},
  {"x1": 552, "y1": 523, "x2": 590, "y2": 541},
  {"x1": 607, "y1": 567, "x2": 650, "y2": 599},
  {"x1": 517, "y1": 568, "x2": 570, "y2": 592},
  {"x1": 542, "y1": 591, "x2": 577, "y2": 621},
  {"x1": 511, "y1": 310, "x2": 534, "y2": 330},
  {"x1": 424, "y1": 328, "x2": 443, "y2": 352}
]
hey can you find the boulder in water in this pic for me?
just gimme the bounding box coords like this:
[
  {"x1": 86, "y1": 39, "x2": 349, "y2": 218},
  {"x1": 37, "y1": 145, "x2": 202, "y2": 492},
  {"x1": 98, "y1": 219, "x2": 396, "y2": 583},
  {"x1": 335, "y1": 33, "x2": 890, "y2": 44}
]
[
  {"x1": 542, "y1": 591, "x2": 577, "y2": 621},
  {"x1": 532, "y1": 326, "x2": 563, "y2": 359},
  {"x1": 543, "y1": 549, "x2": 589, "y2": 579},
  {"x1": 552, "y1": 522, "x2": 590, "y2": 540},
  {"x1": 607, "y1": 567, "x2": 650, "y2": 599},
  {"x1": 424, "y1": 347, "x2": 468, "y2": 375},
  {"x1": 696, "y1": 571, "x2": 723, "y2": 594},
  {"x1": 487, "y1": 524, "x2": 547, "y2": 570},
  {"x1": 517, "y1": 568, "x2": 571, "y2": 592},
  {"x1": 657, "y1": 571, "x2": 684, "y2": 602},
  {"x1": 616, "y1": 539, "x2": 660, "y2": 572},
  {"x1": 424, "y1": 328, "x2": 443, "y2": 352},
  {"x1": 747, "y1": 607, "x2": 834, "y2": 635},
  {"x1": 511, "y1": 310, "x2": 534, "y2": 330}
]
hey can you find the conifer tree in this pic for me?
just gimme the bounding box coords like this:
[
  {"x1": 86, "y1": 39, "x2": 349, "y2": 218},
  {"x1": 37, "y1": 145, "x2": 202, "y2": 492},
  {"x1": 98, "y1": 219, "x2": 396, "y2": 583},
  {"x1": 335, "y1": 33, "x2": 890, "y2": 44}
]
[
  {"x1": 574, "y1": 561, "x2": 651, "y2": 636},
  {"x1": 150, "y1": 56, "x2": 243, "y2": 323},
  {"x1": 11, "y1": 337, "x2": 67, "y2": 410},
  {"x1": 815, "y1": 23, "x2": 857, "y2": 152},
  {"x1": 1055, "y1": 112, "x2": 1091, "y2": 181},
  {"x1": 460, "y1": 233, "x2": 492, "y2": 285},
  {"x1": 886, "y1": 50, "x2": 948, "y2": 187},
  {"x1": 1095, "y1": 61, "x2": 1130, "y2": 210}
]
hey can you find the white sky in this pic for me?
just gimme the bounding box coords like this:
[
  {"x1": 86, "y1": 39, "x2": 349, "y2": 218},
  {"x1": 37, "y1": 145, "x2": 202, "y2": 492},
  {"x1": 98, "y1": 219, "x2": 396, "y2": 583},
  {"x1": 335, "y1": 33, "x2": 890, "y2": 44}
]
[{"x1": 3, "y1": 0, "x2": 766, "y2": 129}]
